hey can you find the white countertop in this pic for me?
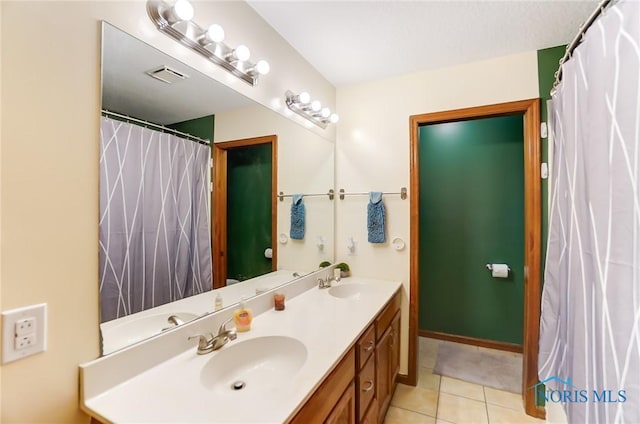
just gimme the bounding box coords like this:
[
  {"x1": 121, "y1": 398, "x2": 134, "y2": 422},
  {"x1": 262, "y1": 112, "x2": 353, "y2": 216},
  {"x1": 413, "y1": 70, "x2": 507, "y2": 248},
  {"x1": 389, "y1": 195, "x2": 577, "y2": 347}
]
[{"x1": 81, "y1": 276, "x2": 401, "y2": 423}]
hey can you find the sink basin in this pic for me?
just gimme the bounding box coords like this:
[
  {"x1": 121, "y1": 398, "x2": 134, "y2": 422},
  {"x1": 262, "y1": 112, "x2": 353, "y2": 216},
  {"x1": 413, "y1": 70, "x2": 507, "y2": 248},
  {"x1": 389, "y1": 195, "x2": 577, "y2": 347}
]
[
  {"x1": 328, "y1": 283, "x2": 367, "y2": 299},
  {"x1": 200, "y1": 336, "x2": 307, "y2": 394}
]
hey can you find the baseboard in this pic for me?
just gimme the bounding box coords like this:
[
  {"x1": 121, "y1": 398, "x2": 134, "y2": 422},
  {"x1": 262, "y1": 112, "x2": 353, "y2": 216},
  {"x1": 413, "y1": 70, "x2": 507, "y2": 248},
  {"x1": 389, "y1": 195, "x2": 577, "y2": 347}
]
[
  {"x1": 396, "y1": 373, "x2": 414, "y2": 386},
  {"x1": 530, "y1": 404, "x2": 546, "y2": 420},
  {"x1": 419, "y1": 330, "x2": 523, "y2": 353}
]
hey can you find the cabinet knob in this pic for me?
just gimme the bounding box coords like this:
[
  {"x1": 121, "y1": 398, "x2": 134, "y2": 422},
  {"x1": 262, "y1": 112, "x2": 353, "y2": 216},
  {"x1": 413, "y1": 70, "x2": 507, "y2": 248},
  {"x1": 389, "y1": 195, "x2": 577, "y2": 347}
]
[
  {"x1": 363, "y1": 340, "x2": 374, "y2": 353},
  {"x1": 362, "y1": 380, "x2": 374, "y2": 393}
]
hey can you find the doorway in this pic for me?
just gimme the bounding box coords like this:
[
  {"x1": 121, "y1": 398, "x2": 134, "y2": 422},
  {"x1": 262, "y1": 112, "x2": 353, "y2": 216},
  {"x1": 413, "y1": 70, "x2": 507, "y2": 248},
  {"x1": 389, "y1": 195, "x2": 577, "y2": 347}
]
[
  {"x1": 212, "y1": 135, "x2": 278, "y2": 289},
  {"x1": 408, "y1": 99, "x2": 543, "y2": 418},
  {"x1": 418, "y1": 115, "x2": 525, "y2": 348}
]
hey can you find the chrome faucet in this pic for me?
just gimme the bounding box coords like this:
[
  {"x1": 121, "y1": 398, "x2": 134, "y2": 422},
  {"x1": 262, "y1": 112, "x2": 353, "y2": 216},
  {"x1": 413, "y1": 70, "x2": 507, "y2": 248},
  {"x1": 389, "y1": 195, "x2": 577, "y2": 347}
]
[
  {"x1": 318, "y1": 276, "x2": 332, "y2": 289},
  {"x1": 188, "y1": 317, "x2": 237, "y2": 354},
  {"x1": 162, "y1": 314, "x2": 185, "y2": 331},
  {"x1": 167, "y1": 315, "x2": 184, "y2": 326}
]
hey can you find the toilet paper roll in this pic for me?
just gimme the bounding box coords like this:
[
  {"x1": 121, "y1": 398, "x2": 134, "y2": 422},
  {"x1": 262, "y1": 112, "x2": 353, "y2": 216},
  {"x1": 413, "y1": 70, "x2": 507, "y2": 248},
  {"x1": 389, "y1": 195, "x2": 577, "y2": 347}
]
[
  {"x1": 491, "y1": 264, "x2": 509, "y2": 278},
  {"x1": 264, "y1": 248, "x2": 273, "y2": 259}
]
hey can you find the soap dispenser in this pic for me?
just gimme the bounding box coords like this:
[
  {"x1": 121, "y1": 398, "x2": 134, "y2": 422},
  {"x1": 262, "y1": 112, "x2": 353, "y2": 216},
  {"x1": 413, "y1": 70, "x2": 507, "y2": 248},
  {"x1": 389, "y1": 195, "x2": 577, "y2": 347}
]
[
  {"x1": 214, "y1": 292, "x2": 223, "y2": 311},
  {"x1": 233, "y1": 297, "x2": 253, "y2": 332}
]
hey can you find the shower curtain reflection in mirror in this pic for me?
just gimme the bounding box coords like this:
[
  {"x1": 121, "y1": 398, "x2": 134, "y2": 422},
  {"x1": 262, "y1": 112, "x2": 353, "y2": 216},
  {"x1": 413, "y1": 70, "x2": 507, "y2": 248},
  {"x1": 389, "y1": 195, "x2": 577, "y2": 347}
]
[{"x1": 99, "y1": 117, "x2": 213, "y2": 322}]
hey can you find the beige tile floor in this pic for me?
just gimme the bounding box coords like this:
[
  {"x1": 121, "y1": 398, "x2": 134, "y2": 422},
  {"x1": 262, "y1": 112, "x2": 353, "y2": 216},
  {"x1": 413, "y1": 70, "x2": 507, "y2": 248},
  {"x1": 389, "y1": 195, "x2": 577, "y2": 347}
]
[{"x1": 383, "y1": 337, "x2": 545, "y2": 424}]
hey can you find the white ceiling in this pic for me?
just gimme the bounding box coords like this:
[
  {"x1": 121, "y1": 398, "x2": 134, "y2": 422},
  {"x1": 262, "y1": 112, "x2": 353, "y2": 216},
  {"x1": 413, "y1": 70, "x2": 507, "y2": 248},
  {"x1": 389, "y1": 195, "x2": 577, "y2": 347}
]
[{"x1": 248, "y1": 0, "x2": 599, "y2": 86}]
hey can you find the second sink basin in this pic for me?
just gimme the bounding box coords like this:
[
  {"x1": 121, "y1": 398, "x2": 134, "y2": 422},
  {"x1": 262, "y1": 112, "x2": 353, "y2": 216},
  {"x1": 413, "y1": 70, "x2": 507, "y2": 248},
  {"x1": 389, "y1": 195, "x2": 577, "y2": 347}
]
[
  {"x1": 328, "y1": 283, "x2": 367, "y2": 299},
  {"x1": 200, "y1": 336, "x2": 307, "y2": 394}
]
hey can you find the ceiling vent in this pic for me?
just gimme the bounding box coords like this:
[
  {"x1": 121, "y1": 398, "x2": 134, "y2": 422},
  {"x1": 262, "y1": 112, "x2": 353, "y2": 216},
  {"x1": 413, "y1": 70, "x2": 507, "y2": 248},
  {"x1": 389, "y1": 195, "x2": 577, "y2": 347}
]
[{"x1": 146, "y1": 66, "x2": 189, "y2": 84}]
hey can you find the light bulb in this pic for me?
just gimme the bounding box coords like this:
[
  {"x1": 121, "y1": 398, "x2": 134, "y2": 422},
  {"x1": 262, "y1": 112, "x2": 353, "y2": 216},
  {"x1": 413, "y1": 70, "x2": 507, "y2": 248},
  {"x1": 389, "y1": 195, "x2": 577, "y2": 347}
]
[
  {"x1": 173, "y1": 0, "x2": 194, "y2": 21},
  {"x1": 234, "y1": 45, "x2": 251, "y2": 61},
  {"x1": 297, "y1": 92, "x2": 311, "y2": 104},
  {"x1": 255, "y1": 60, "x2": 270, "y2": 75},
  {"x1": 206, "y1": 24, "x2": 225, "y2": 43},
  {"x1": 320, "y1": 107, "x2": 331, "y2": 118},
  {"x1": 329, "y1": 113, "x2": 340, "y2": 123},
  {"x1": 311, "y1": 100, "x2": 322, "y2": 112}
]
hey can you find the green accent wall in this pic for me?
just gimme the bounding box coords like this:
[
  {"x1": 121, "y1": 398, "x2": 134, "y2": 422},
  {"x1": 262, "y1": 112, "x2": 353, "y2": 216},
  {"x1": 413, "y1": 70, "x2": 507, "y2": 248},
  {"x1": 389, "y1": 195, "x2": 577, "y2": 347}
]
[
  {"x1": 419, "y1": 115, "x2": 525, "y2": 345},
  {"x1": 535, "y1": 44, "x2": 566, "y2": 407},
  {"x1": 537, "y1": 45, "x2": 565, "y2": 268},
  {"x1": 167, "y1": 115, "x2": 215, "y2": 142},
  {"x1": 226, "y1": 144, "x2": 272, "y2": 281}
]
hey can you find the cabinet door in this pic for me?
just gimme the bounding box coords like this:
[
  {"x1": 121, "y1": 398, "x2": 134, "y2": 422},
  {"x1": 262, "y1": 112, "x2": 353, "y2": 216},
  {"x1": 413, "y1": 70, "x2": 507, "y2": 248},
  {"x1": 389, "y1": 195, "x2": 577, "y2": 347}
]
[
  {"x1": 361, "y1": 397, "x2": 378, "y2": 424},
  {"x1": 389, "y1": 312, "x2": 401, "y2": 386},
  {"x1": 357, "y1": 354, "x2": 376, "y2": 421},
  {"x1": 376, "y1": 326, "x2": 392, "y2": 422},
  {"x1": 325, "y1": 382, "x2": 356, "y2": 424}
]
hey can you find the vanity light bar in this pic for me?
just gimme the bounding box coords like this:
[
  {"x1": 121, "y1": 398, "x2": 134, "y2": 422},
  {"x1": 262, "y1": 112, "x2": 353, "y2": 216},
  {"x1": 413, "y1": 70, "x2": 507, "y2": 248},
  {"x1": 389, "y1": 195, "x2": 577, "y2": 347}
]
[
  {"x1": 147, "y1": 0, "x2": 269, "y2": 86},
  {"x1": 285, "y1": 91, "x2": 339, "y2": 129}
]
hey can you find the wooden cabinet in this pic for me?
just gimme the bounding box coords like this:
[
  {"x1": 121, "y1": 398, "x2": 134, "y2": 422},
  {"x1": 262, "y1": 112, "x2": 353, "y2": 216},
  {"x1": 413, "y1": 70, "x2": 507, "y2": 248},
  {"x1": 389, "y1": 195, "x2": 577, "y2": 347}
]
[
  {"x1": 290, "y1": 349, "x2": 356, "y2": 424},
  {"x1": 389, "y1": 313, "x2": 401, "y2": 387},
  {"x1": 326, "y1": 382, "x2": 356, "y2": 424},
  {"x1": 289, "y1": 289, "x2": 401, "y2": 424},
  {"x1": 356, "y1": 324, "x2": 376, "y2": 421},
  {"x1": 375, "y1": 292, "x2": 401, "y2": 423},
  {"x1": 361, "y1": 398, "x2": 378, "y2": 424},
  {"x1": 357, "y1": 353, "x2": 376, "y2": 420}
]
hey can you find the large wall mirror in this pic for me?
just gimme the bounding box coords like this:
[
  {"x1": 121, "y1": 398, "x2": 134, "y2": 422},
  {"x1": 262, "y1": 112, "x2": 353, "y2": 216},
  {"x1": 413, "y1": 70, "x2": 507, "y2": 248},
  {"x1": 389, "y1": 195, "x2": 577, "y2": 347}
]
[{"x1": 99, "y1": 22, "x2": 335, "y2": 355}]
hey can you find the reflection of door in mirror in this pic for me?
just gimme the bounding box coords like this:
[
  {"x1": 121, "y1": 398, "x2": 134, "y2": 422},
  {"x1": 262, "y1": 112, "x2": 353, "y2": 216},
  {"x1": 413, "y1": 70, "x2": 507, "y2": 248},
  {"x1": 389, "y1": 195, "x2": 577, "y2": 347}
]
[{"x1": 213, "y1": 136, "x2": 278, "y2": 289}]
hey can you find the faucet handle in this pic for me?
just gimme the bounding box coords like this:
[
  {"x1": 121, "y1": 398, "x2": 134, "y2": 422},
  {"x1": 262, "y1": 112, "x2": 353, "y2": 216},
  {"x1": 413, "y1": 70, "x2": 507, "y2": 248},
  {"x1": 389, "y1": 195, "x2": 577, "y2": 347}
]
[
  {"x1": 217, "y1": 317, "x2": 234, "y2": 335},
  {"x1": 188, "y1": 333, "x2": 213, "y2": 350}
]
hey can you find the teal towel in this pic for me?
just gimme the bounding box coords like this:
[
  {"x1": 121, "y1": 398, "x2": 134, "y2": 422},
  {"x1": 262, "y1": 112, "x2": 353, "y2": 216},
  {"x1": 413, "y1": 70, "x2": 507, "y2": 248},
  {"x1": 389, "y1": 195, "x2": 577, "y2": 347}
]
[
  {"x1": 290, "y1": 194, "x2": 305, "y2": 240},
  {"x1": 367, "y1": 192, "x2": 386, "y2": 243}
]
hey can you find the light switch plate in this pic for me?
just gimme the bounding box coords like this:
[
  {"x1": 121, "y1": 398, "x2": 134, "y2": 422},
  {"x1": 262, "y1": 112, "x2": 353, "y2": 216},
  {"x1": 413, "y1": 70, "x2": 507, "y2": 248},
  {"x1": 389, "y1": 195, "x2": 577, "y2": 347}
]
[{"x1": 2, "y1": 303, "x2": 47, "y2": 364}]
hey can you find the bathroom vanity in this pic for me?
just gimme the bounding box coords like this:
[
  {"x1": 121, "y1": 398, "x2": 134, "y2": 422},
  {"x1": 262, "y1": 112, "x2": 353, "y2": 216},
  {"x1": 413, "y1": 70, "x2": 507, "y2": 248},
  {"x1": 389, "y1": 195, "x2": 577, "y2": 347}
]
[
  {"x1": 80, "y1": 269, "x2": 402, "y2": 423},
  {"x1": 290, "y1": 290, "x2": 401, "y2": 423}
]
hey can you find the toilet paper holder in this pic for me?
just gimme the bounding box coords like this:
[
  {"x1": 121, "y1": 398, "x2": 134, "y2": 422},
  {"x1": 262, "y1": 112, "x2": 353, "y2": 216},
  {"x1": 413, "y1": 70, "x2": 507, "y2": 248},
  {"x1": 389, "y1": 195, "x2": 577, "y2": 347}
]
[{"x1": 485, "y1": 264, "x2": 511, "y2": 272}]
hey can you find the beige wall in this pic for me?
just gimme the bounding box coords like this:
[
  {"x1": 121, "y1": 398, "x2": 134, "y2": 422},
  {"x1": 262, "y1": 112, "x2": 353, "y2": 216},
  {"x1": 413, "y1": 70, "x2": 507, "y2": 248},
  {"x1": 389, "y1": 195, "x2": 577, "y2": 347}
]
[
  {"x1": 334, "y1": 51, "x2": 540, "y2": 374},
  {"x1": 1, "y1": 3, "x2": 101, "y2": 422},
  {"x1": 0, "y1": 1, "x2": 3, "y2": 418},
  {"x1": 214, "y1": 104, "x2": 335, "y2": 272},
  {"x1": 0, "y1": 2, "x2": 333, "y2": 422}
]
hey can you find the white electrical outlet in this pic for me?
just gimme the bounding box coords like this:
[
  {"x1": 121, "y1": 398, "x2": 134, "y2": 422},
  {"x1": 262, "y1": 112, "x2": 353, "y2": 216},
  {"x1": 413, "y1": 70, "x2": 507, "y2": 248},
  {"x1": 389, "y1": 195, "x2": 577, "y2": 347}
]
[
  {"x1": 14, "y1": 334, "x2": 36, "y2": 350},
  {"x1": 15, "y1": 317, "x2": 36, "y2": 336},
  {"x1": 2, "y1": 303, "x2": 47, "y2": 364}
]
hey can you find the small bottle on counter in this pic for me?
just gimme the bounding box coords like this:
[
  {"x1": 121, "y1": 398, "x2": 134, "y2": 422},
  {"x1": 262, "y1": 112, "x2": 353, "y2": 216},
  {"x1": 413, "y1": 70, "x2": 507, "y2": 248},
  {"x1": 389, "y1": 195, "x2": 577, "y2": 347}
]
[
  {"x1": 214, "y1": 292, "x2": 223, "y2": 311},
  {"x1": 274, "y1": 292, "x2": 286, "y2": 311},
  {"x1": 233, "y1": 297, "x2": 253, "y2": 332}
]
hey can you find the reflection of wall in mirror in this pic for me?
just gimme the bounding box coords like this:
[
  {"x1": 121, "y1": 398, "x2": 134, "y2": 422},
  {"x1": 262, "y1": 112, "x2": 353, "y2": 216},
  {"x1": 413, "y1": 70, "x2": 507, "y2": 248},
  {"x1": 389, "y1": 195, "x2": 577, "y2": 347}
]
[
  {"x1": 215, "y1": 104, "x2": 335, "y2": 272},
  {"x1": 100, "y1": 269, "x2": 298, "y2": 355}
]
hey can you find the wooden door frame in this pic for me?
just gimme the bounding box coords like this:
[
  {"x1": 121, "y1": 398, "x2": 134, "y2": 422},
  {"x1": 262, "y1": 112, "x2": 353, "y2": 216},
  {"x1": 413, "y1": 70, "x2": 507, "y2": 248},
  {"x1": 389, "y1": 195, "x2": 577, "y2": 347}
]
[
  {"x1": 212, "y1": 134, "x2": 278, "y2": 289},
  {"x1": 408, "y1": 99, "x2": 543, "y2": 418}
]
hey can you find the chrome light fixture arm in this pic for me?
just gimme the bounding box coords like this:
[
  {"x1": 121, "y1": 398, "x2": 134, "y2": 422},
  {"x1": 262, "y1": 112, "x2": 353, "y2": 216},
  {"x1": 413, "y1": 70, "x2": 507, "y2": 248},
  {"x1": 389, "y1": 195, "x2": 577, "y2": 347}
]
[
  {"x1": 285, "y1": 90, "x2": 339, "y2": 129},
  {"x1": 147, "y1": 0, "x2": 269, "y2": 86}
]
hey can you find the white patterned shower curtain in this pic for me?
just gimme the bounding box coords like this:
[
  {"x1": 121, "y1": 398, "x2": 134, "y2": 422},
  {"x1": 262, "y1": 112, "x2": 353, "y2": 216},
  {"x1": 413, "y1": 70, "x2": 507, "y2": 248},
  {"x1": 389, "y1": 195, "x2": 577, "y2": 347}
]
[
  {"x1": 99, "y1": 117, "x2": 212, "y2": 322},
  {"x1": 539, "y1": 1, "x2": 640, "y2": 423}
]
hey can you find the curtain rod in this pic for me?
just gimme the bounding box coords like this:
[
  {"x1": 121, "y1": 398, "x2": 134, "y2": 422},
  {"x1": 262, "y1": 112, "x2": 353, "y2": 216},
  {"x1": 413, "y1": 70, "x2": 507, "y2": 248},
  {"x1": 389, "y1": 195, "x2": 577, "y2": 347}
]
[
  {"x1": 101, "y1": 110, "x2": 211, "y2": 146},
  {"x1": 552, "y1": 0, "x2": 614, "y2": 94}
]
